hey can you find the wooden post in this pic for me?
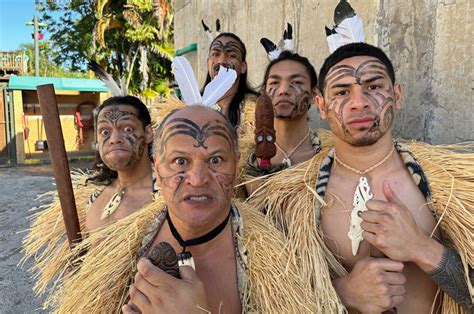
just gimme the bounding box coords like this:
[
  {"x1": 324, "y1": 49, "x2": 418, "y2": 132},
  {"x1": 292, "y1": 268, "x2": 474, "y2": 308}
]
[{"x1": 36, "y1": 84, "x2": 82, "y2": 248}]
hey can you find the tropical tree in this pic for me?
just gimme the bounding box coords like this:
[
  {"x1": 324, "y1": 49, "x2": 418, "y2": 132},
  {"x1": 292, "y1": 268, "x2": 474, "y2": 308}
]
[
  {"x1": 18, "y1": 42, "x2": 87, "y2": 78},
  {"x1": 36, "y1": 0, "x2": 174, "y2": 97}
]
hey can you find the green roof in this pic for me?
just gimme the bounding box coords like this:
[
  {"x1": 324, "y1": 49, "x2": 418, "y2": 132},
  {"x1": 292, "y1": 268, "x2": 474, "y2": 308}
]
[{"x1": 7, "y1": 76, "x2": 109, "y2": 92}]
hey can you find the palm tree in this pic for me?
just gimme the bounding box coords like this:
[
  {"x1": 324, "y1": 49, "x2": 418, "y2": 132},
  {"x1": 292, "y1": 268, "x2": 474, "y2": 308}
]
[{"x1": 92, "y1": 0, "x2": 174, "y2": 95}]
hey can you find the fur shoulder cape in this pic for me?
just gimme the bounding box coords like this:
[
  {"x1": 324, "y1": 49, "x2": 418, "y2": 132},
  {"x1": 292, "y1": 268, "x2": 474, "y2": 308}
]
[{"x1": 246, "y1": 140, "x2": 474, "y2": 313}]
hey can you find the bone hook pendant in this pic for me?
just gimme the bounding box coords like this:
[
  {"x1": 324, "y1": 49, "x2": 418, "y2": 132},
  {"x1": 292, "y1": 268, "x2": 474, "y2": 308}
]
[
  {"x1": 348, "y1": 176, "x2": 373, "y2": 255},
  {"x1": 100, "y1": 189, "x2": 125, "y2": 220}
]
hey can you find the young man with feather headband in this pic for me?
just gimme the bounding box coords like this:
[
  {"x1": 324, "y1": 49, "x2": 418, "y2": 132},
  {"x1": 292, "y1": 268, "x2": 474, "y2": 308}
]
[
  {"x1": 245, "y1": 23, "x2": 330, "y2": 195},
  {"x1": 22, "y1": 64, "x2": 158, "y2": 304},
  {"x1": 201, "y1": 19, "x2": 258, "y2": 132},
  {"x1": 40, "y1": 57, "x2": 318, "y2": 313},
  {"x1": 247, "y1": 1, "x2": 473, "y2": 313}
]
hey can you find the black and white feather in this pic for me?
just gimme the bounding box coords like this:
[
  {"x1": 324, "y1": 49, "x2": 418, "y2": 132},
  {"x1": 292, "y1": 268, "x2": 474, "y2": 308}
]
[
  {"x1": 88, "y1": 61, "x2": 127, "y2": 96},
  {"x1": 201, "y1": 19, "x2": 222, "y2": 43},
  {"x1": 172, "y1": 56, "x2": 236, "y2": 108},
  {"x1": 325, "y1": 0, "x2": 365, "y2": 53},
  {"x1": 260, "y1": 23, "x2": 295, "y2": 61}
]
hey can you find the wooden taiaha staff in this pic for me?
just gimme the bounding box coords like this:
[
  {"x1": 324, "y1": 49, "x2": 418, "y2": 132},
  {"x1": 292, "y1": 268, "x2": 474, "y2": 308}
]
[{"x1": 36, "y1": 84, "x2": 82, "y2": 249}]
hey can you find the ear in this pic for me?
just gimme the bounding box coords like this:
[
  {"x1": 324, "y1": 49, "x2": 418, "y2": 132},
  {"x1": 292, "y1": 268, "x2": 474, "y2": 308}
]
[
  {"x1": 315, "y1": 89, "x2": 327, "y2": 120},
  {"x1": 240, "y1": 61, "x2": 247, "y2": 75},
  {"x1": 394, "y1": 83, "x2": 402, "y2": 110},
  {"x1": 145, "y1": 124, "x2": 154, "y2": 144}
]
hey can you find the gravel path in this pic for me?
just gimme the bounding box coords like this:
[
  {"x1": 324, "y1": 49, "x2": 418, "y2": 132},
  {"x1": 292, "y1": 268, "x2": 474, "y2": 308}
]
[{"x1": 0, "y1": 163, "x2": 88, "y2": 313}]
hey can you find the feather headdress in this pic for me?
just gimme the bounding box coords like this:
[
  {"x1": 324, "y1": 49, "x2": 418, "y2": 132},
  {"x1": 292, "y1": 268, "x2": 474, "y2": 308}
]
[
  {"x1": 172, "y1": 56, "x2": 237, "y2": 108},
  {"x1": 201, "y1": 19, "x2": 221, "y2": 43},
  {"x1": 260, "y1": 23, "x2": 294, "y2": 61},
  {"x1": 87, "y1": 61, "x2": 127, "y2": 97},
  {"x1": 325, "y1": 0, "x2": 365, "y2": 53}
]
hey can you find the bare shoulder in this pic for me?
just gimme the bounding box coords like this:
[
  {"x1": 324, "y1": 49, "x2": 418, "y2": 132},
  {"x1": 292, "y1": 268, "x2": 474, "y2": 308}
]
[{"x1": 84, "y1": 184, "x2": 115, "y2": 232}]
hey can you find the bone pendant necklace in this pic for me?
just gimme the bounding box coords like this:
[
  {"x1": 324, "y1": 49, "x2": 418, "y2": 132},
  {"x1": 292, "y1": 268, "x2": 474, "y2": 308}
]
[
  {"x1": 275, "y1": 130, "x2": 310, "y2": 166},
  {"x1": 334, "y1": 145, "x2": 395, "y2": 256},
  {"x1": 100, "y1": 173, "x2": 150, "y2": 220},
  {"x1": 100, "y1": 188, "x2": 125, "y2": 220}
]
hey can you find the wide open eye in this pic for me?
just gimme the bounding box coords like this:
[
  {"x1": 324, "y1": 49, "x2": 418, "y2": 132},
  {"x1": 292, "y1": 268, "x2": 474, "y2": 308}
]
[
  {"x1": 124, "y1": 126, "x2": 134, "y2": 133},
  {"x1": 100, "y1": 129, "x2": 110, "y2": 137},
  {"x1": 209, "y1": 156, "x2": 223, "y2": 165},
  {"x1": 174, "y1": 157, "x2": 188, "y2": 166},
  {"x1": 257, "y1": 135, "x2": 264, "y2": 142}
]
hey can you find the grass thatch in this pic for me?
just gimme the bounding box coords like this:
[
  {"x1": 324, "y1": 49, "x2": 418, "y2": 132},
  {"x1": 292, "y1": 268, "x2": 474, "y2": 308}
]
[
  {"x1": 246, "y1": 138, "x2": 474, "y2": 313},
  {"x1": 21, "y1": 170, "x2": 94, "y2": 295},
  {"x1": 44, "y1": 196, "x2": 319, "y2": 312}
]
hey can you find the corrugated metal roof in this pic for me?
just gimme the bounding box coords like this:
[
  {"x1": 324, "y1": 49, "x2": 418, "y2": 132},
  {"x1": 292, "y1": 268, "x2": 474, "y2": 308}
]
[{"x1": 7, "y1": 76, "x2": 109, "y2": 92}]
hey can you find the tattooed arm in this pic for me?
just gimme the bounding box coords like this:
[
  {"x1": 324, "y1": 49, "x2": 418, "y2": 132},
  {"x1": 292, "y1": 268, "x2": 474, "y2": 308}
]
[{"x1": 426, "y1": 246, "x2": 473, "y2": 311}]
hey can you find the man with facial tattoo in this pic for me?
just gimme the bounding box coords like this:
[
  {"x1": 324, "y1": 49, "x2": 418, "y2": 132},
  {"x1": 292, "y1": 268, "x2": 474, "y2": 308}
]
[
  {"x1": 48, "y1": 105, "x2": 316, "y2": 313},
  {"x1": 153, "y1": 32, "x2": 258, "y2": 197},
  {"x1": 84, "y1": 96, "x2": 155, "y2": 231},
  {"x1": 245, "y1": 51, "x2": 325, "y2": 195},
  {"x1": 22, "y1": 96, "x2": 157, "y2": 304},
  {"x1": 203, "y1": 32, "x2": 258, "y2": 131},
  {"x1": 247, "y1": 43, "x2": 473, "y2": 313}
]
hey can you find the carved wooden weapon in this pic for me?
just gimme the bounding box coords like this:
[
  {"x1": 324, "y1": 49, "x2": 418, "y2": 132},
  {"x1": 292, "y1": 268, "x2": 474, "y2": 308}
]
[{"x1": 36, "y1": 84, "x2": 82, "y2": 249}]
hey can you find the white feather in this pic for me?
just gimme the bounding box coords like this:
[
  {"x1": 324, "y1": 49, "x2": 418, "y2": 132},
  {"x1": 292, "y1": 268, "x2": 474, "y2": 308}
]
[
  {"x1": 172, "y1": 56, "x2": 202, "y2": 105},
  {"x1": 205, "y1": 30, "x2": 213, "y2": 43},
  {"x1": 201, "y1": 66, "x2": 237, "y2": 107},
  {"x1": 283, "y1": 39, "x2": 294, "y2": 52},
  {"x1": 269, "y1": 48, "x2": 282, "y2": 61},
  {"x1": 335, "y1": 15, "x2": 365, "y2": 45},
  {"x1": 326, "y1": 33, "x2": 342, "y2": 53}
]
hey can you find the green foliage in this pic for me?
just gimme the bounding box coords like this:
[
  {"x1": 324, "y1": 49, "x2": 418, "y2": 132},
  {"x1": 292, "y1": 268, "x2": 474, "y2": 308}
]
[
  {"x1": 35, "y1": 0, "x2": 175, "y2": 97},
  {"x1": 18, "y1": 42, "x2": 87, "y2": 78}
]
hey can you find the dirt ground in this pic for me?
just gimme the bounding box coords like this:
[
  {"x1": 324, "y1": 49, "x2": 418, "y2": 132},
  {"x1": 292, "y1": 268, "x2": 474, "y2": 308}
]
[{"x1": 0, "y1": 161, "x2": 90, "y2": 313}]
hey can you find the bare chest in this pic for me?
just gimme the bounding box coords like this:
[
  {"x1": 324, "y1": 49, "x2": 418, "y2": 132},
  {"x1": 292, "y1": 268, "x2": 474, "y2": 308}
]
[
  {"x1": 86, "y1": 186, "x2": 153, "y2": 231},
  {"x1": 320, "y1": 170, "x2": 434, "y2": 268}
]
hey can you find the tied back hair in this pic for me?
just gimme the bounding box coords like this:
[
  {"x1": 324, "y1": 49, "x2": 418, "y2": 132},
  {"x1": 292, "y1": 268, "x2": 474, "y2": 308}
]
[
  {"x1": 202, "y1": 32, "x2": 258, "y2": 128},
  {"x1": 87, "y1": 96, "x2": 153, "y2": 185}
]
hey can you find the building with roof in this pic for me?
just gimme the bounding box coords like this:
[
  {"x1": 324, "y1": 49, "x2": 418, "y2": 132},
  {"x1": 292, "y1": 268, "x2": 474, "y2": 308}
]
[{"x1": 0, "y1": 76, "x2": 109, "y2": 165}]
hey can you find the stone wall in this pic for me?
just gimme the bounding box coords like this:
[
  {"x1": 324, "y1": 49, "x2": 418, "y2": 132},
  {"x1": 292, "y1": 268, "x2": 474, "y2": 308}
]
[{"x1": 174, "y1": 0, "x2": 473, "y2": 144}]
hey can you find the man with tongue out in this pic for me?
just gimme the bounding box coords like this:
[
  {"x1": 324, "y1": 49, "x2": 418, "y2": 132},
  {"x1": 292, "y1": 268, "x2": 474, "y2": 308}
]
[{"x1": 203, "y1": 32, "x2": 258, "y2": 132}]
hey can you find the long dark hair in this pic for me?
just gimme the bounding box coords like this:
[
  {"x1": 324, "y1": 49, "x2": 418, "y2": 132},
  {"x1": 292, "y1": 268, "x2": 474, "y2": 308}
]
[
  {"x1": 202, "y1": 32, "x2": 258, "y2": 128},
  {"x1": 87, "y1": 96, "x2": 152, "y2": 185}
]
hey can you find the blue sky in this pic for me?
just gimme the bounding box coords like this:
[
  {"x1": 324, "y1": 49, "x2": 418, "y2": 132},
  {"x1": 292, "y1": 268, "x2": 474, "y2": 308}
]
[{"x1": 0, "y1": 0, "x2": 50, "y2": 51}]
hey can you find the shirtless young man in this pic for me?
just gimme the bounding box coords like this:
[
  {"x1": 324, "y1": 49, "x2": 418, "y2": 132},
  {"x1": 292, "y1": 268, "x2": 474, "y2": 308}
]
[
  {"x1": 85, "y1": 95, "x2": 155, "y2": 231},
  {"x1": 245, "y1": 51, "x2": 321, "y2": 194},
  {"x1": 315, "y1": 43, "x2": 472, "y2": 313},
  {"x1": 247, "y1": 42, "x2": 472, "y2": 313}
]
